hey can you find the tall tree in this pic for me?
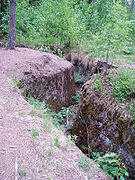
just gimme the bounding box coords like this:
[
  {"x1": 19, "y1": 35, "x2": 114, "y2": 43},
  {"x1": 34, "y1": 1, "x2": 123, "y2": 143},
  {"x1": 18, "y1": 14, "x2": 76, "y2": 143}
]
[{"x1": 7, "y1": 0, "x2": 16, "y2": 49}]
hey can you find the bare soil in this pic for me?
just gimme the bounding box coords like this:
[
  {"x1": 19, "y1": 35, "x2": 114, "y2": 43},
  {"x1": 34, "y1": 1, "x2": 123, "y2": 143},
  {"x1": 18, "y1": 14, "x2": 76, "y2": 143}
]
[{"x1": 0, "y1": 47, "x2": 109, "y2": 180}]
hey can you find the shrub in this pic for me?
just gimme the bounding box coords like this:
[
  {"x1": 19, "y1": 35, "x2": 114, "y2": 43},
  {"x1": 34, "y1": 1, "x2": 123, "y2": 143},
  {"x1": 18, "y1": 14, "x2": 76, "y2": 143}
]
[
  {"x1": 112, "y1": 69, "x2": 135, "y2": 101},
  {"x1": 92, "y1": 152, "x2": 129, "y2": 179},
  {"x1": 83, "y1": 1, "x2": 131, "y2": 61},
  {"x1": 1, "y1": 0, "x2": 86, "y2": 48}
]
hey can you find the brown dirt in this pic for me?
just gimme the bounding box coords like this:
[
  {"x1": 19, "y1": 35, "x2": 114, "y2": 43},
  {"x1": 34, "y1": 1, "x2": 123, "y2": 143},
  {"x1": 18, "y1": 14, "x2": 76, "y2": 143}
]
[{"x1": 0, "y1": 47, "x2": 109, "y2": 180}]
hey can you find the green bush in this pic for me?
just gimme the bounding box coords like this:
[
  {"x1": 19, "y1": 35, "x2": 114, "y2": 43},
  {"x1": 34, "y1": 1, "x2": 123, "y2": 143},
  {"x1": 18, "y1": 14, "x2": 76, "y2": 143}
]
[
  {"x1": 1, "y1": 0, "x2": 135, "y2": 57},
  {"x1": 1, "y1": 0, "x2": 86, "y2": 48},
  {"x1": 112, "y1": 69, "x2": 135, "y2": 101},
  {"x1": 84, "y1": 1, "x2": 130, "y2": 60},
  {"x1": 92, "y1": 152, "x2": 129, "y2": 179}
]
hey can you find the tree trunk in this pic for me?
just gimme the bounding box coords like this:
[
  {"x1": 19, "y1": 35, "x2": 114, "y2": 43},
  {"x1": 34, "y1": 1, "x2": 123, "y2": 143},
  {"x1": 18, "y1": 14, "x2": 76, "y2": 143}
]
[
  {"x1": 130, "y1": 0, "x2": 134, "y2": 20},
  {"x1": 7, "y1": 0, "x2": 16, "y2": 49}
]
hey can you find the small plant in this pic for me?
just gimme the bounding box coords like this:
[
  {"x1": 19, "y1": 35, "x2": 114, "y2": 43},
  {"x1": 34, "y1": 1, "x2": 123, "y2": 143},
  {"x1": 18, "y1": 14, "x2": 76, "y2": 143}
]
[
  {"x1": 92, "y1": 152, "x2": 129, "y2": 179},
  {"x1": 71, "y1": 92, "x2": 81, "y2": 104},
  {"x1": 52, "y1": 137, "x2": 60, "y2": 148},
  {"x1": 29, "y1": 109, "x2": 37, "y2": 117},
  {"x1": 48, "y1": 148, "x2": 54, "y2": 156},
  {"x1": 31, "y1": 129, "x2": 40, "y2": 139},
  {"x1": 112, "y1": 69, "x2": 135, "y2": 101},
  {"x1": 41, "y1": 143, "x2": 46, "y2": 157},
  {"x1": 80, "y1": 145, "x2": 88, "y2": 152},
  {"x1": 78, "y1": 156, "x2": 90, "y2": 171},
  {"x1": 18, "y1": 166, "x2": 27, "y2": 177},
  {"x1": 57, "y1": 48, "x2": 64, "y2": 58},
  {"x1": 28, "y1": 96, "x2": 46, "y2": 112},
  {"x1": 47, "y1": 174, "x2": 52, "y2": 180},
  {"x1": 42, "y1": 46, "x2": 51, "y2": 53},
  {"x1": 74, "y1": 72, "x2": 80, "y2": 83},
  {"x1": 93, "y1": 74, "x2": 103, "y2": 93},
  {"x1": 130, "y1": 101, "x2": 135, "y2": 123},
  {"x1": 51, "y1": 107, "x2": 67, "y2": 123},
  {"x1": 51, "y1": 107, "x2": 72, "y2": 127},
  {"x1": 66, "y1": 121, "x2": 73, "y2": 131},
  {"x1": 13, "y1": 76, "x2": 19, "y2": 86},
  {"x1": 74, "y1": 72, "x2": 84, "y2": 84},
  {"x1": 87, "y1": 73, "x2": 90, "y2": 81},
  {"x1": 71, "y1": 135, "x2": 78, "y2": 143},
  {"x1": 66, "y1": 135, "x2": 78, "y2": 146},
  {"x1": 30, "y1": 128, "x2": 40, "y2": 144}
]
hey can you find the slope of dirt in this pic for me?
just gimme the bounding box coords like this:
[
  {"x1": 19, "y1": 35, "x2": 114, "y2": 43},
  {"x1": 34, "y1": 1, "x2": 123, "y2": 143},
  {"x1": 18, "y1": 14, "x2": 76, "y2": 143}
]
[{"x1": 0, "y1": 48, "x2": 109, "y2": 180}]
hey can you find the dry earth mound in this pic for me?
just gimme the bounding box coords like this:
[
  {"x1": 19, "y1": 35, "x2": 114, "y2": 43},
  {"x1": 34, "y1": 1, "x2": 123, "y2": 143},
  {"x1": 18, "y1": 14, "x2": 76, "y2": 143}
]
[
  {"x1": 0, "y1": 48, "x2": 109, "y2": 180},
  {"x1": 17, "y1": 52, "x2": 75, "y2": 112}
]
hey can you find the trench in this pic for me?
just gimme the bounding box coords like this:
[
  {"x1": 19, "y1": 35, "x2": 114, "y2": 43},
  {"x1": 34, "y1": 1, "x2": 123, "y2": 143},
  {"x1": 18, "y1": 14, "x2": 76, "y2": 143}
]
[
  {"x1": 18, "y1": 59, "x2": 135, "y2": 180},
  {"x1": 48, "y1": 63, "x2": 135, "y2": 180}
]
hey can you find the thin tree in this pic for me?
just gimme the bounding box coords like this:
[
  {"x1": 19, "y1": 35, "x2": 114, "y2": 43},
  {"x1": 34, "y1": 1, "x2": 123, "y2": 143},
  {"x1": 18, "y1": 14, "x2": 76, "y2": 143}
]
[
  {"x1": 7, "y1": 0, "x2": 16, "y2": 49},
  {"x1": 130, "y1": 0, "x2": 134, "y2": 20}
]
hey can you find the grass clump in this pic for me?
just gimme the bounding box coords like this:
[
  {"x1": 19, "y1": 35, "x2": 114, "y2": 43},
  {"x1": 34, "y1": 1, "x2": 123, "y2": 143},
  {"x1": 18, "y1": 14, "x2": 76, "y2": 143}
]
[
  {"x1": 78, "y1": 156, "x2": 90, "y2": 171},
  {"x1": 28, "y1": 96, "x2": 46, "y2": 111},
  {"x1": 112, "y1": 69, "x2": 135, "y2": 101},
  {"x1": 93, "y1": 74, "x2": 103, "y2": 93},
  {"x1": 52, "y1": 137, "x2": 60, "y2": 148},
  {"x1": 27, "y1": 96, "x2": 74, "y2": 150},
  {"x1": 18, "y1": 166, "x2": 27, "y2": 177}
]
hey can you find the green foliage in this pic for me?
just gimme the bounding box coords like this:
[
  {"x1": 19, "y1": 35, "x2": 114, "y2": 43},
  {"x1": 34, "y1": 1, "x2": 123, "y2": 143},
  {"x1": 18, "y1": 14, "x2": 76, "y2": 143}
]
[
  {"x1": 71, "y1": 92, "x2": 81, "y2": 104},
  {"x1": 31, "y1": 128, "x2": 40, "y2": 140},
  {"x1": 112, "y1": 69, "x2": 135, "y2": 101},
  {"x1": 18, "y1": 166, "x2": 27, "y2": 177},
  {"x1": 53, "y1": 107, "x2": 69, "y2": 122},
  {"x1": 74, "y1": 72, "x2": 84, "y2": 84},
  {"x1": 81, "y1": 0, "x2": 114, "y2": 33},
  {"x1": 52, "y1": 137, "x2": 60, "y2": 148},
  {"x1": 28, "y1": 96, "x2": 63, "y2": 128},
  {"x1": 0, "y1": 12, "x2": 9, "y2": 36},
  {"x1": 114, "y1": 54, "x2": 135, "y2": 64},
  {"x1": 93, "y1": 74, "x2": 103, "y2": 93},
  {"x1": 28, "y1": 96, "x2": 46, "y2": 111},
  {"x1": 78, "y1": 156, "x2": 90, "y2": 171},
  {"x1": 48, "y1": 148, "x2": 54, "y2": 156},
  {"x1": 66, "y1": 134, "x2": 78, "y2": 144},
  {"x1": 1, "y1": 0, "x2": 86, "y2": 47},
  {"x1": 80, "y1": 145, "x2": 88, "y2": 152},
  {"x1": 66, "y1": 121, "x2": 73, "y2": 131},
  {"x1": 1, "y1": 0, "x2": 135, "y2": 59},
  {"x1": 92, "y1": 152, "x2": 129, "y2": 179},
  {"x1": 130, "y1": 101, "x2": 135, "y2": 123},
  {"x1": 85, "y1": 1, "x2": 130, "y2": 60},
  {"x1": 51, "y1": 107, "x2": 72, "y2": 127}
]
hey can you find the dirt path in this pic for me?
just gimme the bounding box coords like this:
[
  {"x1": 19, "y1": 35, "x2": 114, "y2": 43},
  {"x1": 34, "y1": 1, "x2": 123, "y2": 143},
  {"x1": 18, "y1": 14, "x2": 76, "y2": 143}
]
[{"x1": 0, "y1": 48, "x2": 109, "y2": 180}]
